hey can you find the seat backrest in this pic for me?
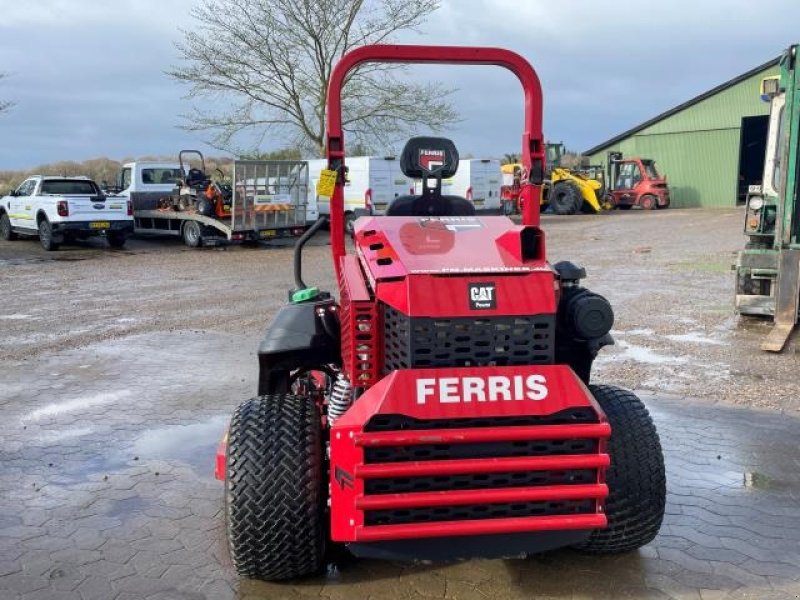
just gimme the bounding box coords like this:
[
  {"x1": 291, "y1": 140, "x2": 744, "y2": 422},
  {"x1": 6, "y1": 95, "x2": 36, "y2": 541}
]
[
  {"x1": 399, "y1": 136, "x2": 460, "y2": 179},
  {"x1": 387, "y1": 137, "x2": 474, "y2": 217},
  {"x1": 186, "y1": 168, "x2": 206, "y2": 189},
  {"x1": 387, "y1": 194, "x2": 475, "y2": 217}
]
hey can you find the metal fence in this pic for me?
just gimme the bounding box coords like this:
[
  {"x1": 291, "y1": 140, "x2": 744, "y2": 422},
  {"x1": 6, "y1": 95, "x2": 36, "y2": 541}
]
[{"x1": 231, "y1": 160, "x2": 308, "y2": 232}]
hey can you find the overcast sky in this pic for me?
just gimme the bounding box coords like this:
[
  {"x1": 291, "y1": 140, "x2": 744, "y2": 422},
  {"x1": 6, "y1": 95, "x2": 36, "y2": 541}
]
[{"x1": 1, "y1": 0, "x2": 799, "y2": 169}]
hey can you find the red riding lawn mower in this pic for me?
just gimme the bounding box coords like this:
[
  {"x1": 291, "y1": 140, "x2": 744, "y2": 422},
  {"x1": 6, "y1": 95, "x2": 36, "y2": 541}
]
[
  {"x1": 215, "y1": 45, "x2": 666, "y2": 581},
  {"x1": 168, "y1": 150, "x2": 232, "y2": 218}
]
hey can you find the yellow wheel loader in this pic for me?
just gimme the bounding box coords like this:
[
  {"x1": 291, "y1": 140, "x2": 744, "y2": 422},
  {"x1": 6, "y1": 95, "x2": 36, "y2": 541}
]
[{"x1": 543, "y1": 143, "x2": 609, "y2": 215}]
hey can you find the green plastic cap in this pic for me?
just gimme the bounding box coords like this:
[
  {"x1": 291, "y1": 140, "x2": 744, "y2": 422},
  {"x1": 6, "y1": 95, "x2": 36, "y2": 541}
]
[{"x1": 291, "y1": 287, "x2": 320, "y2": 303}]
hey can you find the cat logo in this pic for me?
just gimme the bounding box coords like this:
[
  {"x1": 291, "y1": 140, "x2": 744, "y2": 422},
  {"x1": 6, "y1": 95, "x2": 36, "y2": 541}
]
[{"x1": 468, "y1": 282, "x2": 496, "y2": 310}]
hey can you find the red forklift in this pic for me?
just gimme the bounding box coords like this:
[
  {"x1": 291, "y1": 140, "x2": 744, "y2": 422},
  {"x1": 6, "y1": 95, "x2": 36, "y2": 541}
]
[
  {"x1": 607, "y1": 152, "x2": 670, "y2": 210},
  {"x1": 215, "y1": 44, "x2": 666, "y2": 581}
]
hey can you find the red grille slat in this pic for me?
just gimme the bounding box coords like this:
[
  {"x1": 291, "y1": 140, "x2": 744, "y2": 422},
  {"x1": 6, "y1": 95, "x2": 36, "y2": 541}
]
[
  {"x1": 355, "y1": 514, "x2": 608, "y2": 542},
  {"x1": 355, "y1": 453, "x2": 610, "y2": 478},
  {"x1": 339, "y1": 255, "x2": 381, "y2": 387},
  {"x1": 355, "y1": 422, "x2": 611, "y2": 447},
  {"x1": 327, "y1": 366, "x2": 610, "y2": 543},
  {"x1": 356, "y1": 483, "x2": 608, "y2": 510}
]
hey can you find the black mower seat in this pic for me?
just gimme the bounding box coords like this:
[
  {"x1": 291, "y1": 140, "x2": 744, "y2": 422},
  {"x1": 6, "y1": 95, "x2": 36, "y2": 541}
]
[
  {"x1": 386, "y1": 136, "x2": 475, "y2": 217},
  {"x1": 387, "y1": 194, "x2": 475, "y2": 216},
  {"x1": 185, "y1": 168, "x2": 208, "y2": 190}
]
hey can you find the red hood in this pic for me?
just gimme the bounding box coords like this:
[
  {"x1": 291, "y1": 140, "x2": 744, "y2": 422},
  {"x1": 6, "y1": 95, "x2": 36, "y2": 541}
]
[
  {"x1": 351, "y1": 216, "x2": 556, "y2": 317},
  {"x1": 353, "y1": 215, "x2": 549, "y2": 280}
]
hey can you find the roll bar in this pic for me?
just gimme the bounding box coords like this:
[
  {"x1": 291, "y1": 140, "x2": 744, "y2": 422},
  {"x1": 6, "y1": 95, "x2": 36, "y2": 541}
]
[{"x1": 325, "y1": 44, "x2": 545, "y2": 274}]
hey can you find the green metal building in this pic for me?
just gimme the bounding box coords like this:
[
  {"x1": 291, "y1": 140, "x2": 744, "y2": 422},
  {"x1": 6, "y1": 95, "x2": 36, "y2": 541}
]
[{"x1": 584, "y1": 59, "x2": 779, "y2": 208}]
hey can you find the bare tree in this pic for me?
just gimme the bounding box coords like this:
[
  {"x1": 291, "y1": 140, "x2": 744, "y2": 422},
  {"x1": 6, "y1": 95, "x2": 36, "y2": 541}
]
[
  {"x1": 169, "y1": 0, "x2": 458, "y2": 156},
  {"x1": 0, "y1": 73, "x2": 14, "y2": 113}
]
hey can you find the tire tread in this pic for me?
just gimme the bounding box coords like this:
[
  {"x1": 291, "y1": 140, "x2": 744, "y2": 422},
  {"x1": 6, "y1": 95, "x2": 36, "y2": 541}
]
[
  {"x1": 576, "y1": 385, "x2": 666, "y2": 553},
  {"x1": 226, "y1": 394, "x2": 324, "y2": 580}
]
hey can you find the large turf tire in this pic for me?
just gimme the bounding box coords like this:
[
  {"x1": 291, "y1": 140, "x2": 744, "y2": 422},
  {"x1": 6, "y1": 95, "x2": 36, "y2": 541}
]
[
  {"x1": 576, "y1": 385, "x2": 665, "y2": 553},
  {"x1": 0, "y1": 213, "x2": 17, "y2": 241},
  {"x1": 225, "y1": 394, "x2": 325, "y2": 581},
  {"x1": 550, "y1": 181, "x2": 583, "y2": 215}
]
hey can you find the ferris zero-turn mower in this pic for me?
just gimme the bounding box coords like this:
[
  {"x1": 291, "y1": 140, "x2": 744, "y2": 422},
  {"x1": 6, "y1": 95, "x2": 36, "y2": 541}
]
[{"x1": 216, "y1": 45, "x2": 666, "y2": 581}]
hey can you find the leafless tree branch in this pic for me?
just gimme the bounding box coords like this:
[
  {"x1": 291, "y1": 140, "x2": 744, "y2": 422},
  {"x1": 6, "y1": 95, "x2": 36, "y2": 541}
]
[
  {"x1": 0, "y1": 73, "x2": 15, "y2": 114},
  {"x1": 168, "y1": 0, "x2": 456, "y2": 156}
]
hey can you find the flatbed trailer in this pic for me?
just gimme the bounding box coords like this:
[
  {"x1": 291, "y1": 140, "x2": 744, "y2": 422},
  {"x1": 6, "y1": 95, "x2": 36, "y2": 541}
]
[{"x1": 127, "y1": 159, "x2": 310, "y2": 247}]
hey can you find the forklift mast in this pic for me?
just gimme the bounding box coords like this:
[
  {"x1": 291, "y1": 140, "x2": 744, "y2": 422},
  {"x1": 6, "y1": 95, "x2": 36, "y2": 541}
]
[
  {"x1": 607, "y1": 152, "x2": 623, "y2": 191},
  {"x1": 735, "y1": 44, "x2": 800, "y2": 351}
]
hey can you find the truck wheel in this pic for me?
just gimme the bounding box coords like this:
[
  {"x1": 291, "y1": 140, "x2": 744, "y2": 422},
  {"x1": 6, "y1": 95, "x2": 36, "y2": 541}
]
[
  {"x1": 107, "y1": 233, "x2": 127, "y2": 249},
  {"x1": 575, "y1": 385, "x2": 665, "y2": 554},
  {"x1": 550, "y1": 182, "x2": 583, "y2": 215},
  {"x1": 38, "y1": 219, "x2": 60, "y2": 251},
  {"x1": 182, "y1": 221, "x2": 203, "y2": 248},
  {"x1": 0, "y1": 213, "x2": 17, "y2": 241},
  {"x1": 639, "y1": 195, "x2": 657, "y2": 210},
  {"x1": 226, "y1": 394, "x2": 325, "y2": 581}
]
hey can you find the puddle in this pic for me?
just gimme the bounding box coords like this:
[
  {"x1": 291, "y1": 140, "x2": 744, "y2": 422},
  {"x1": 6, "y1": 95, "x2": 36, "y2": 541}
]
[
  {"x1": 49, "y1": 452, "x2": 128, "y2": 485},
  {"x1": 0, "y1": 258, "x2": 43, "y2": 266},
  {"x1": 130, "y1": 415, "x2": 229, "y2": 476},
  {"x1": 107, "y1": 495, "x2": 148, "y2": 518},
  {"x1": 0, "y1": 313, "x2": 34, "y2": 320},
  {"x1": 24, "y1": 389, "x2": 133, "y2": 421},
  {"x1": 33, "y1": 414, "x2": 229, "y2": 486},
  {"x1": 35, "y1": 427, "x2": 94, "y2": 444},
  {"x1": 0, "y1": 254, "x2": 93, "y2": 267},
  {"x1": 625, "y1": 328, "x2": 655, "y2": 336},
  {"x1": 614, "y1": 341, "x2": 688, "y2": 365},
  {"x1": 743, "y1": 471, "x2": 786, "y2": 491},
  {"x1": 50, "y1": 255, "x2": 93, "y2": 262},
  {"x1": 665, "y1": 332, "x2": 726, "y2": 346}
]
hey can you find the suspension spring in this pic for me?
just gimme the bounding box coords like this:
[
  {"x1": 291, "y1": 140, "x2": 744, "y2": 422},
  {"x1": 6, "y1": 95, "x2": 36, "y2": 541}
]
[{"x1": 328, "y1": 374, "x2": 353, "y2": 425}]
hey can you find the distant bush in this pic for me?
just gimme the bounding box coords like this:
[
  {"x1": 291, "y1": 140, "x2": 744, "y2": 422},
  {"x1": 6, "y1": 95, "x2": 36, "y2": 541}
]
[{"x1": 0, "y1": 154, "x2": 240, "y2": 195}]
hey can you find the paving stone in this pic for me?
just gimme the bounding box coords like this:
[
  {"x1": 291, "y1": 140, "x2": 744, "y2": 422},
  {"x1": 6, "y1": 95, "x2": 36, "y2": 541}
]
[{"x1": 2, "y1": 333, "x2": 800, "y2": 600}]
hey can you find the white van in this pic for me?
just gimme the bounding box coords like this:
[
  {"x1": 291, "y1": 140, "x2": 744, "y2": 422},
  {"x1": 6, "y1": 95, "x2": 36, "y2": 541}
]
[
  {"x1": 414, "y1": 159, "x2": 503, "y2": 212},
  {"x1": 308, "y1": 156, "x2": 411, "y2": 229}
]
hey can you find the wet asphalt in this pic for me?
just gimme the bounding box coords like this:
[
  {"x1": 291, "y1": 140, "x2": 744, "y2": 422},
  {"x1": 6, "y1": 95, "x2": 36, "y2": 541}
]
[{"x1": 1, "y1": 208, "x2": 800, "y2": 599}]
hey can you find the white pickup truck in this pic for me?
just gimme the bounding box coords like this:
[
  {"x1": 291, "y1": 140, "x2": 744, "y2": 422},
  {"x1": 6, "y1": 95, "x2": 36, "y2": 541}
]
[{"x1": 0, "y1": 176, "x2": 134, "y2": 250}]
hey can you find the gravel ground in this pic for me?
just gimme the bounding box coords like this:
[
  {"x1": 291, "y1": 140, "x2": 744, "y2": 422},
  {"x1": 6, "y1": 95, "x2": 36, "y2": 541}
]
[{"x1": 1, "y1": 208, "x2": 797, "y2": 411}]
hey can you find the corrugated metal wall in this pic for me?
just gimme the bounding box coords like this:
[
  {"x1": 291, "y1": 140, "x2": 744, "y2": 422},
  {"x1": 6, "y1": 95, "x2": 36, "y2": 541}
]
[{"x1": 587, "y1": 67, "x2": 778, "y2": 208}]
